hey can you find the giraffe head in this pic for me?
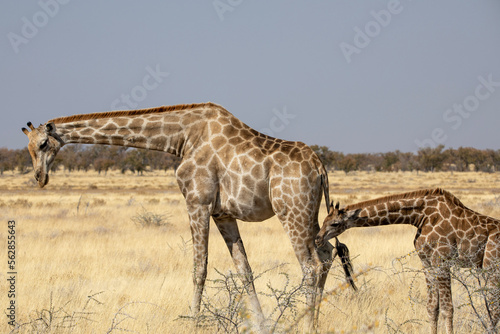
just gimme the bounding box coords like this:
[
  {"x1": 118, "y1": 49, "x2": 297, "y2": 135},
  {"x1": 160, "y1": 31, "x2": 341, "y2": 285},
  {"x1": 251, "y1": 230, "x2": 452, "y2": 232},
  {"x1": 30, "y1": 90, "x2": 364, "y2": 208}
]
[
  {"x1": 315, "y1": 202, "x2": 361, "y2": 247},
  {"x1": 21, "y1": 122, "x2": 62, "y2": 188}
]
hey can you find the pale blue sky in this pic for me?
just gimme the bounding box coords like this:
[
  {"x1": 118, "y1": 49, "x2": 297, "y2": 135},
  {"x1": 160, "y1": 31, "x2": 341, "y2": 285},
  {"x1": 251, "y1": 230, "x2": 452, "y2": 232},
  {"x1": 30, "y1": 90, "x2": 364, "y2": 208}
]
[{"x1": 1, "y1": 1, "x2": 499, "y2": 153}]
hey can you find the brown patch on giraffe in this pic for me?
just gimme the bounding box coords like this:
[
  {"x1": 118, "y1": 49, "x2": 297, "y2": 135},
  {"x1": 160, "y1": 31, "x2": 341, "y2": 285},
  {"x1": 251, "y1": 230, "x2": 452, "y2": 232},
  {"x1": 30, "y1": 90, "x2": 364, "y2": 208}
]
[
  {"x1": 110, "y1": 136, "x2": 125, "y2": 146},
  {"x1": 426, "y1": 199, "x2": 438, "y2": 208},
  {"x1": 237, "y1": 141, "x2": 253, "y2": 153},
  {"x1": 273, "y1": 152, "x2": 288, "y2": 167},
  {"x1": 388, "y1": 212, "x2": 400, "y2": 221},
  {"x1": 398, "y1": 216, "x2": 411, "y2": 224},
  {"x1": 79, "y1": 128, "x2": 95, "y2": 136},
  {"x1": 439, "y1": 202, "x2": 451, "y2": 219},
  {"x1": 211, "y1": 135, "x2": 228, "y2": 151},
  {"x1": 251, "y1": 136, "x2": 265, "y2": 147},
  {"x1": 223, "y1": 124, "x2": 239, "y2": 139},
  {"x1": 229, "y1": 159, "x2": 242, "y2": 174},
  {"x1": 194, "y1": 167, "x2": 210, "y2": 180},
  {"x1": 118, "y1": 128, "x2": 132, "y2": 136},
  {"x1": 301, "y1": 161, "x2": 314, "y2": 176},
  {"x1": 147, "y1": 121, "x2": 163, "y2": 131},
  {"x1": 433, "y1": 222, "x2": 449, "y2": 236},
  {"x1": 427, "y1": 230, "x2": 441, "y2": 242},
  {"x1": 181, "y1": 113, "x2": 202, "y2": 127},
  {"x1": 195, "y1": 149, "x2": 212, "y2": 167},
  {"x1": 229, "y1": 116, "x2": 244, "y2": 129},
  {"x1": 129, "y1": 118, "x2": 144, "y2": 130},
  {"x1": 242, "y1": 175, "x2": 254, "y2": 189},
  {"x1": 282, "y1": 161, "x2": 300, "y2": 177},
  {"x1": 113, "y1": 118, "x2": 129, "y2": 127},
  {"x1": 375, "y1": 203, "x2": 387, "y2": 214},
  {"x1": 179, "y1": 160, "x2": 196, "y2": 179},
  {"x1": 239, "y1": 129, "x2": 256, "y2": 140},
  {"x1": 271, "y1": 141, "x2": 284, "y2": 153},
  {"x1": 248, "y1": 148, "x2": 265, "y2": 163},
  {"x1": 218, "y1": 115, "x2": 231, "y2": 125},
  {"x1": 255, "y1": 180, "x2": 268, "y2": 195},
  {"x1": 99, "y1": 122, "x2": 118, "y2": 132},
  {"x1": 366, "y1": 206, "x2": 377, "y2": 217},
  {"x1": 424, "y1": 207, "x2": 435, "y2": 216},
  {"x1": 289, "y1": 146, "x2": 303, "y2": 161},
  {"x1": 150, "y1": 137, "x2": 167, "y2": 151},
  {"x1": 209, "y1": 121, "x2": 222, "y2": 134},
  {"x1": 389, "y1": 201, "x2": 402, "y2": 211}
]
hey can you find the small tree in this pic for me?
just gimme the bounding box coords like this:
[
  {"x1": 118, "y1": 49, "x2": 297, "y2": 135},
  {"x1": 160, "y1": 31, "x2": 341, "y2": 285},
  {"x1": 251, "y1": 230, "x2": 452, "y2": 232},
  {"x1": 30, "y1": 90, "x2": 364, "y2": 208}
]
[{"x1": 417, "y1": 145, "x2": 446, "y2": 172}]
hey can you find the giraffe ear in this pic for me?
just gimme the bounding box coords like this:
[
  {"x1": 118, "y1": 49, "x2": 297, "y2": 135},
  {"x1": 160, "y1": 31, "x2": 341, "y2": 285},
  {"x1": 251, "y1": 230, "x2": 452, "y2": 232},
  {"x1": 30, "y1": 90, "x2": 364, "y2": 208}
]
[
  {"x1": 335, "y1": 202, "x2": 340, "y2": 210},
  {"x1": 45, "y1": 122, "x2": 56, "y2": 135},
  {"x1": 328, "y1": 201, "x2": 334, "y2": 214}
]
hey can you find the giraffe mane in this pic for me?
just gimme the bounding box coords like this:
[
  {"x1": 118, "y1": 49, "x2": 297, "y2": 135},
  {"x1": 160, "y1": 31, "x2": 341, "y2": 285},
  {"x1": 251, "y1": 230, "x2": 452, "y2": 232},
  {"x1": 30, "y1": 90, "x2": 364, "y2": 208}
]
[
  {"x1": 48, "y1": 102, "x2": 222, "y2": 124},
  {"x1": 344, "y1": 188, "x2": 468, "y2": 211}
]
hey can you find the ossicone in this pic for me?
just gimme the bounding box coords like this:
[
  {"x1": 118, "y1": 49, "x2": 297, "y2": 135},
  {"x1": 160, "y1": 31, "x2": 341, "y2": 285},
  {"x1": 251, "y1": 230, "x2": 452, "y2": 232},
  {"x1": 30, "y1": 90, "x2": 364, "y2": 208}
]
[{"x1": 22, "y1": 122, "x2": 34, "y2": 135}]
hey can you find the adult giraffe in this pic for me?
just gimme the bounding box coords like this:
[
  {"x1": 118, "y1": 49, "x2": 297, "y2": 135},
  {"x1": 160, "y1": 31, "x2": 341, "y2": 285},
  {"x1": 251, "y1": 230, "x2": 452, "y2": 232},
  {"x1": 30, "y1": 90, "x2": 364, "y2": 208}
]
[
  {"x1": 315, "y1": 188, "x2": 500, "y2": 334},
  {"x1": 22, "y1": 102, "x2": 354, "y2": 332}
]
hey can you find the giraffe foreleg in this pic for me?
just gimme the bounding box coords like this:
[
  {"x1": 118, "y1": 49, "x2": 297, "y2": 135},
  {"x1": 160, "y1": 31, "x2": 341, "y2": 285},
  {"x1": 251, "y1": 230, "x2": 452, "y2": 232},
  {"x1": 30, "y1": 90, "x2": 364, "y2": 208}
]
[
  {"x1": 314, "y1": 240, "x2": 334, "y2": 327},
  {"x1": 187, "y1": 206, "x2": 211, "y2": 318},
  {"x1": 431, "y1": 267, "x2": 454, "y2": 334},
  {"x1": 214, "y1": 218, "x2": 268, "y2": 334},
  {"x1": 439, "y1": 274, "x2": 454, "y2": 334},
  {"x1": 424, "y1": 268, "x2": 440, "y2": 334}
]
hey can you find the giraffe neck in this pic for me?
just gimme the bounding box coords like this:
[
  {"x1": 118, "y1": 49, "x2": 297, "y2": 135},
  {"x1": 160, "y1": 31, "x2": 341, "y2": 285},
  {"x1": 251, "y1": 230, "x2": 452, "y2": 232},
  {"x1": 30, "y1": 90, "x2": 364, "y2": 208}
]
[
  {"x1": 50, "y1": 105, "x2": 213, "y2": 157},
  {"x1": 347, "y1": 197, "x2": 427, "y2": 229}
]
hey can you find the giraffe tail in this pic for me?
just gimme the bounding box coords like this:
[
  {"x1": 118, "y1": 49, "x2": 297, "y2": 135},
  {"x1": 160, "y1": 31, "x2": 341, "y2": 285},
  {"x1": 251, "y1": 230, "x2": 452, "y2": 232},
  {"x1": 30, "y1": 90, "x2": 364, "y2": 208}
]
[
  {"x1": 319, "y1": 164, "x2": 357, "y2": 290},
  {"x1": 336, "y1": 237, "x2": 357, "y2": 291},
  {"x1": 320, "y1": 165, "x2": 330, "y2": 212}
]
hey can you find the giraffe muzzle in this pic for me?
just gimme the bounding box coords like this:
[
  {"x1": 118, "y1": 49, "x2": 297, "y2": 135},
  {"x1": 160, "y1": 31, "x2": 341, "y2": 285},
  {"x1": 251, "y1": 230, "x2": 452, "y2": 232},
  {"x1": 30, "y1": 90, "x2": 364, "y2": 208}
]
[
  {"x1": 35, "y1": 170, "x2": 49, "y2": 188},
  {"x1": 315, "y1": 233, "x2": 325, "y2": 248}
]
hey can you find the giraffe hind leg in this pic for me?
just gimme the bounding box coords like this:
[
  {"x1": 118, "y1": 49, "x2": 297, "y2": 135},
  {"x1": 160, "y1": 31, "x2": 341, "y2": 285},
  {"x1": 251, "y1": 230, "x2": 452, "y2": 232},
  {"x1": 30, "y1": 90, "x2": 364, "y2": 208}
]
[
  {"x1": 277, "y1": 215, "x2": 327, "y2": 332},
  {"x1": 214, "y1": 217, "x2": 268, "y2": 333},
  {"x1": 483, "y1": 237, "x2": 500, "y2": 331},
  {"x1": 483, "y1": 272, "x2": 500, "y2": 332}
]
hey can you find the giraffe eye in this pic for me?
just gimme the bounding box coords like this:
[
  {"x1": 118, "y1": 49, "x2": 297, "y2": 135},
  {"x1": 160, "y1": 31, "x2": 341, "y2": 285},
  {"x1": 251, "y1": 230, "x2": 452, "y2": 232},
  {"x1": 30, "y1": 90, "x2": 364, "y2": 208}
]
[{"x1": 40, "y1": 140, "x2": 48, "y2": 150}]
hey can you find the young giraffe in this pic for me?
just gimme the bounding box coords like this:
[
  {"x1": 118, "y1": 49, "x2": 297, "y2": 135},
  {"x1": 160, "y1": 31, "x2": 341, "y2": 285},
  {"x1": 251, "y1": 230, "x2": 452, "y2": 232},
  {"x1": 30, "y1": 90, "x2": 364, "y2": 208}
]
[
  {"x1": 22, "y1": 102, "x2": 354, "y2": 332},
  {"x1": 315, "y1": 188, "x2": 500, "y2": 334}
]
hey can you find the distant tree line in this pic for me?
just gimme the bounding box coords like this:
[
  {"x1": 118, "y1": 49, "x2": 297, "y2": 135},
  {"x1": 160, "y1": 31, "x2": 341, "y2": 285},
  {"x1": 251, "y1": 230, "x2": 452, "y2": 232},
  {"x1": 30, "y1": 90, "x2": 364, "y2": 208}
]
[
  {"x1": 310, "y1": 145, "x2": 500, "y2": 173},
  {"x1": 1, "y1": 144, "x2": 499, "y2": 175}
]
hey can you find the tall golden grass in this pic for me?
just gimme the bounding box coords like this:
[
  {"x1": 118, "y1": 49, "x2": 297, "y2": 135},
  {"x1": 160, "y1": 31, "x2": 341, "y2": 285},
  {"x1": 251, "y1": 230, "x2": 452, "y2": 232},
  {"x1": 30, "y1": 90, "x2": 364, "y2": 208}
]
[{"x1": 1, "y1": 170, "x2": 499, "y2": 333}]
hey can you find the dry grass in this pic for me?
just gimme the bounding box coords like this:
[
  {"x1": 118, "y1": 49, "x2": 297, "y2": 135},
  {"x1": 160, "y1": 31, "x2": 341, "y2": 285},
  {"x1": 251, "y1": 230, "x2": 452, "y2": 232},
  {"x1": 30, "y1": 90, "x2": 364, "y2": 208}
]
[{"x1": 1, "y1": 169, "x2": 499, "y2": 333}]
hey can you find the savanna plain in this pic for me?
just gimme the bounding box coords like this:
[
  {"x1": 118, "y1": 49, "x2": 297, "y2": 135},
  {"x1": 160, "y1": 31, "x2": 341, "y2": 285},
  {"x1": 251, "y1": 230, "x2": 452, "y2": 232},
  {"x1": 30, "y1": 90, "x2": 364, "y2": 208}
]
[{"x1": 1, "y1": 169, "x2": 500, "y2": 333}]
